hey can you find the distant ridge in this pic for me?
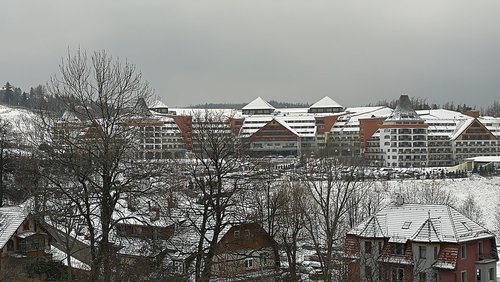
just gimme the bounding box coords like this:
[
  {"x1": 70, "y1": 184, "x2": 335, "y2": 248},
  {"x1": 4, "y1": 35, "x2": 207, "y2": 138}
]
[{"x1": 189, "y1": 100, "x2": 310, "y2": 109}]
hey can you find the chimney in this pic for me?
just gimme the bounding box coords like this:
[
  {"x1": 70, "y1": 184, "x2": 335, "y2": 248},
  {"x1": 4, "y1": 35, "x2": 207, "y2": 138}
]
[{"x1": 463, "y1": 110, "x2": 479, "y2": 118}]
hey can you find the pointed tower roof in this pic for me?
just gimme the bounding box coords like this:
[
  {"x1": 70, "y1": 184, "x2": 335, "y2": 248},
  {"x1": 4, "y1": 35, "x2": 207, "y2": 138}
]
[
  {"x1": 308, "y1": 96, "x2": 344, "y2": 113},
  {"x1": 242, "y1": 97, "x2": 275, "y2": 111},
  {"x1": 133, "y1": 98, "x2": 152, "y2": 117},
  {"x1": 386, "y1": 94, "x2": 422, "y2": 122},
  {"x1": 309, "y1": 96, "x2": 343, "y2": 109}
]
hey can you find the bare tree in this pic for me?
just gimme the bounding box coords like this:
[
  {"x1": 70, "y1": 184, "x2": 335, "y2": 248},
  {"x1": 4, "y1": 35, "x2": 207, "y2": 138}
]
[
  {"x1": 396, "y1": 179, "x2": 457, "y2": 206},
  {"x1": 459, "y1": 193, "x2": 484, "y2": 225},
  {"x1": 37, "y1": 48, "x2": 167, "y2": 282},
  {"x1": 275, "y1": 182, "x2": 309, "y2": 281},
  {"x1": 178, "y1": 110, "x2": 250, "y2": 281},
  {"x1": 302, "y1": 157, "x2": 368, "y2": 282},
  {"x1": 0, "y1": 119, "x2": 14, "y2": 207}
]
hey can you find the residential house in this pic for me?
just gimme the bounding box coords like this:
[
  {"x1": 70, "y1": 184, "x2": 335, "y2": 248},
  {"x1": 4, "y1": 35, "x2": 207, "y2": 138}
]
[
  {"x1": 0, "y1": 204, "x2": 52, "y2": 279},
  {"x1": 344, "y1": 199, "x2": 498, "y2": 282},
  {"x1": 211, "y1": 223, "x2": 279, "y2": 281}
]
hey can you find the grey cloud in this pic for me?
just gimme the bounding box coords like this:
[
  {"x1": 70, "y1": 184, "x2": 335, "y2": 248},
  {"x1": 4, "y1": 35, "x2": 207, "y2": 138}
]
[{"x1": 2, "y1": 0, "x2": 500, "y2": 108}]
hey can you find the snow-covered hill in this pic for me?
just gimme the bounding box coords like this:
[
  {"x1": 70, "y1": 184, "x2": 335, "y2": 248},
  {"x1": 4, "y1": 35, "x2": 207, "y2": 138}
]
[
  {"x1": 0, "y1": 104, "x2": 38, "y2": 145},
  {"x1": 374, "y1": 175, "x2": 500, "y2": 232}
]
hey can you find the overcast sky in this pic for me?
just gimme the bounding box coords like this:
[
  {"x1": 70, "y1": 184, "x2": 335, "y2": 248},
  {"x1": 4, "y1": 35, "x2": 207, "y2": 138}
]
[{"x1": 2, "y1": 1, "x2": 500, "y2": 108}]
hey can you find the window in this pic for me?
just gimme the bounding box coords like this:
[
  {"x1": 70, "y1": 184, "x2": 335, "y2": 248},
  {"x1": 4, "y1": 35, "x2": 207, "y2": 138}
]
[
  {"x1": 478, "y1": 240, "x2": 483, "y2": 257},
  {"x1": 489, "y1": 268, "x2": 494, "y2": 280},
  {"x1": 244, "y1": 258, "x2": 253, "y2": 268},
  {"x1": 401, "y1": 221, "x2": 412, "y2": 229},
  {"x1": 392, "y1": 243, "x2": 404, "y2": 255},
  {"x1": 460, "y1": 244, "x2": 466, "y2": 259},
  {"x1": 461, "y1": 222, "x2": 472, "y2": 232},
  {"x1": 378, "y1": 242, "x2": 383, "y2": 253},
  {"x1": 461, "y1": 270, "x2": 467, "y2": 282},
  {"x1": 173, "y1": 260, "x2": 184, "y2": 274},
  {"x1": 23, "y1": 220, "x2": 30, "y2": 231},
  {"x1": 244, "y1": 229, "x2": 251, "y2": 239},
  {"x1": 476, "y1": 269, "x2": 481, "y2": 281},
  {"x1": 259, "y1": 253, "x2": 268, "y2": 266},
  {"x1": 419, "y1": 246, "x2": 427, "y2": 259},
  {"x1": 234, "y1": 230, "x2": 240, "y2": 239},
  {"x1": 433, "y1": 246, "x2": 438, "y2": 259},
  {"x1": 365, "y1": 241, "x2": 372, "y2": 254},
  {"x1": 391, "y1": 268, "x2": 404, "y2": 282}
]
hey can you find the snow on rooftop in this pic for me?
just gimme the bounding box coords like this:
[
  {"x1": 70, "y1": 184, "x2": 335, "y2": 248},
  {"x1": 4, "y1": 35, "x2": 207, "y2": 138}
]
[
  {"x1": 150, "y1": 100, "x2": 168, "y2": 109},
  {"x1": 169, "y1": 108, "x2": 237, "y2": 118},
  {"x1": 450, "y1": 118, "x2": 475, "y2": 140},
  {"x1": 50, "y1": 246, "x2": 91, "y2": 271},
  {"x1": 465, "y1": 156, "x2": 500, "y2": 163},
  {"x1": 0, "y1": 205, "x2": 29, "y2": 249},
  {"x1": 242, "y1": 97, "x2": 275, "y2": 110},
  {"x1": 386, "y1": 95, "x2": 422, "y2": 122},
  {"x1": 309, "y1": 96, "x2": 343, "y2": 109},
  {"x1": 417, "y1": 109, "x2": 472, "y2": 120},
  {"x1": 349, "y1": 203, "x2": 494, "y2": 243}
]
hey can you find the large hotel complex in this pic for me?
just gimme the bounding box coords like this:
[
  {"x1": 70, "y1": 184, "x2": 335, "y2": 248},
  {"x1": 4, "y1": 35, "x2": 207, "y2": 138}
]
[{"x1": 58, "y1": 94, "x2": 500, "y2": 168}]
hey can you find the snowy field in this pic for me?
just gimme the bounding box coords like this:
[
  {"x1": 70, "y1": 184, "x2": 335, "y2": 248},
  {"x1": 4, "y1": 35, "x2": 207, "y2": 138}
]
[{"x1": 377, "y1": 175, "x2": 500, "y2": 232}]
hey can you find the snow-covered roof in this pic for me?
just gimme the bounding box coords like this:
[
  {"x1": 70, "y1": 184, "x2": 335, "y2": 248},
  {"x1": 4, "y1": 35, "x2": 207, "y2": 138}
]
[
  {"x1": 150, "y1": 100, "x2": 169, "y2": 109},
  {"x1": 242, "y1": 97, "x2": 275, "y2": 111},
  {"x1": 386, "y1": 95, "x2": 422, "y2": 122},
  {"x1": 348, "y1": 203, "x2": 494, "y2": 243},
  {"x1": 450, "y1": 119, "x2": 475, "y2": 140},
  {"x1": 50, "y1": 246, "x2": 91, "y2": 271},
  {"x1": 0, "y1": 205, "x2": 29, "y2": 249},
  {"x1": 464, "y1": 156, "x2": 500, "y2": 163},
  {"x1": 332, "y1": 106, "x2": 392, "y2": 133},
  {"x1": 309, "y1": 96, "x2": 343, "y2": 109},
  {"x1": 417, "y1": 109, "x2": 471, "y2": 120},
  {"x1": 61, "y1": 110, "x2": 81, "y2": 122},
  {"x1": 169, "y1": 108, "x2": 237, "y2": 118}
]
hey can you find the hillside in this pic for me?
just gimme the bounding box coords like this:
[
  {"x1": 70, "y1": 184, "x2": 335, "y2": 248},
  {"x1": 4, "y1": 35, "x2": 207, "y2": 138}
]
[{"x1": 374, "y1": 176, "x2": 500, "y2": 232}]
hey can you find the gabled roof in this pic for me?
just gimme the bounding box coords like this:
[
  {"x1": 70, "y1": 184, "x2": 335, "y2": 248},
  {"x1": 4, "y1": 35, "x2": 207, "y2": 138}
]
[
  {"x1": 61, "y1": 110, "x2": 81, "y2": 122},
  {"x1": 249, "y1": 118, "x2": 299, "y2": 139},
  {"x1": 411, "y1": 217, "x2": 442, "y2": 242},
  {"x1": 348, "y1": 203, "x2": 493, "y2": 243},
  {"x1": 242, "y1": 97, "x2": 275, "y2": 111},
  {"x1": 450, "y1": 118, "x2": 496, "y2": 141},
  {"x1": 309, "y1": 96, "x2": 343, "y2": 109},
  {"x1": 0, "y1": 205, "x2": 29, "y2": 249}
]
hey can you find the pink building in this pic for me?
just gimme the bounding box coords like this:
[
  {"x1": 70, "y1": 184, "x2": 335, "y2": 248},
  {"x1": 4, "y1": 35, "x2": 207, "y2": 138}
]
[{"x1": 345, "y1": 200, "x2": 498, "y2": 282}]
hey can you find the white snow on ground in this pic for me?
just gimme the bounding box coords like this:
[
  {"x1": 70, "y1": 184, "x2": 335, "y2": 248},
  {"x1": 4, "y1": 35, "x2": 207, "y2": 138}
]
[
  {"x1": 375, "y1": 175, "x2": 500, "y2": 231},
  {"x1": 49, "y1": 246, "x2": 91, "y2": 271},
  {"x1": 0, "y1": 105, "x2": 35, "y2": 133}
]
